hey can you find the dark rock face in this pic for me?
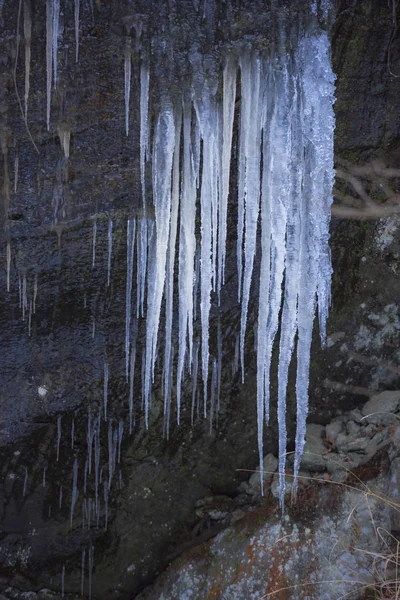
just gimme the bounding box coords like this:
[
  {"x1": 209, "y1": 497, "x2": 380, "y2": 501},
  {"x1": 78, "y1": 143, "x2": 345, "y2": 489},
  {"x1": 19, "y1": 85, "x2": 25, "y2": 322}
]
[{"x1": 0, "y1": 1, "x2": 400, "y2": 599}]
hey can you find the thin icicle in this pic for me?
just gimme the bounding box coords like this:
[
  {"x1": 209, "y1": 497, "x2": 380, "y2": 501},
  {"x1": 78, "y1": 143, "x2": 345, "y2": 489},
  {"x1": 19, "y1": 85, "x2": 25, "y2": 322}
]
[
  {"x1": 71, "y1": 418, "x2": 75, "y2": 450},
  {"x1": 70, "y1": 458, "x2": 78, "y2": 526},
  {"x1": 22, "y1": 274, "x2": 27, "y2": 321},
  {"x1": 14, "y1": 151, "x2": 18, "y2": 193},
  {"x1": 33, "y1": 274, "x2": 37, "y2": 312},
  {"x1": 23, "y1": 0, "x2": 32, "y2": 120},
  {"x1": 53, "y1": 0, "x2": 60, "y2": 88},
  {"x1": 92, "y1": 220, "x2": 97, "y2": 269},
  {"x1": 46, "y1": 0, "x2": 53, "y2": 129},
  {"x1": 128, "y1": 319, "x2": 137, "y2": 433},
  {"x1": 74, "y1": 0, "x2": 80, "y2": 63},
  {"x1": 61, "y1": 564, "x2": 65, "y2": 597},
  {"x1": 6, "y1": 241, "x2": 10, "y2": 292},
  {"x1": 107, "y1": 219, "x2": 113, "y2": 287},
  {"x1": 57, "y1": 415, "x2": 62, "y2": 461},
  {"x1": 81, "y1": 548, "x2": 86, "y2": 596},
  {"x1": 23, "y1": 467, "x2": 28, "y2": 497},
  {"x1": 140, "y1": 62, "x2": 150, "y2": 206},
  {"x1": 88, "y1": 545, "x2": 94, "y2": 600},
  {"x1": 103, "y1": 362, "x2": 109, "y2": 422},
  {"x1": 218, "y1": 56, "x2": 236, "y2": 298},
  {"x1": 239, "y1": 53, "x2": 262, "y2": 382},
  {"x1": 191, "y1": 340, "x2": 199, "y2": 426},
  {"x1": 124, "y1": 37, "x2": 131, "y2": 136},
  {"x1": 42, "y1": 466, "x2": 47, "y2": 487},
  {"x1": 126, "y1": 218, "x2": 136, "y2": 380}
]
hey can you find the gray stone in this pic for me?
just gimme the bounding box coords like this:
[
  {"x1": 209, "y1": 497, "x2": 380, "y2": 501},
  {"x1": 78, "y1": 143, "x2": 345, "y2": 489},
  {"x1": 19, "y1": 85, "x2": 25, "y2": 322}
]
[
  {"x1": 300, "y1": 424, "x2": 327, "y2": 471},
  {"x1": 326, "y1": 420, "x2": 344, "y2": 445},
  {"x1": 362, "y1": 391, "x2": 400, "y2": 424},
  {"x1": 348, "y1": 408, "x2": 364, "y2": 424}
]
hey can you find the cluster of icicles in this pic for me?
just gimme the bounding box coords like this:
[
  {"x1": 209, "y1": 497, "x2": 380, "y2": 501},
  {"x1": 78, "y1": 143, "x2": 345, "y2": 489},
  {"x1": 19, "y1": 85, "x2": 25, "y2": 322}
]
[
  {"x1": 39, "y1": 1, "x2": 335, "y2": 509},
  {"x1": 127, "y1": 38, "x2": 335, "y2": 506}
]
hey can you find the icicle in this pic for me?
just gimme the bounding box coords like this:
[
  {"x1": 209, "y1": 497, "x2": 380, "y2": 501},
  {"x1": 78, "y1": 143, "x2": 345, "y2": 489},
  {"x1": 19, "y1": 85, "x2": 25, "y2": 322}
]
[
  {"x1": 163, "y1": 107, "x2": 182, "y2": 433},
  {"x1": 28, "y1": 300, "x2": 32, "y2": 336},
  {"x1": 191, "y1": 340, "x2": 199, "y2": 426},
  {"x1": 23, "y1": 0, "x2": 32, "y2": 121},
  {"x1": 58, "y1": 125, "x2": 71, "y2": 158},
  {"x1": 104, "y1": 482, "x2": 108, "y2": 530},
  {"x1": 239, "y1": 53, "x2": 262, "y2": 382},
  {"x1": 219, "y1": 56, "x2": 236, "y2": 297},
  {"x1": 14, "y1": 152, "x2": 19, "y2": 192},
  {"x1": 209, "y1": 358, "x2": 217, "y2": 433},
  {"x1": 94, "y1": 427, "x2": 100, "y2": 514},
  {"x1": 107, "y1": 219, "x2": 113, "y2": 287},
  {"x1": 53, "y1": 0, "x2": 60, "y2": 88},
  {"x1": 57, "y1": 415, "x2": 62, "y2": 461},
  {"x1": 107, "y1": 419, "x2": 113, "y2": 489},
  {"x1": 33, "y1": 274, "x2": 37, "y2": 313},
  {"x1": 74, "y1": 0, "x2": 80, "y2": 63},
  {"x1": 61, "y1": 564, "x2": 65, "y2": 597},
  {"x1": 18, "y1": 274, "x2": 21, "y2": 308},
  {"x1": 143, "y1": 102, "x2": 175, "y2": 427},
  {"x1": 70, "y1": 459, "x2": 78, "y2": 526},
  {"x1": 126, "y1": 218, "x2": 136, "y2": 380},
  {"x1": 84, "y1": 459, "x2": 88, "y2": 496},
  {"x1": 117, "y1": 420, "x2": 123, "y2": 463},
  {"x1": 88, "y1": 545, "x2": 94, "y2": 600},
  {"x1": 46, "y1": 0, "x2": 53, "y2": 129},
  {"x1": 42, "y1": 466, "x2": 47, "y2": 487},
  {"x1": 81, "y1": 548, "x2": 86, "y2": 596},
  {"x1": 140, "y1": 62, "x2": 150, "y2": 206},
  {"x1": 22, "y1": 274, "x2": 27, "y2": 321},
  {"x1": 92, "y1": 220, "x2": 97, "y2": 269},
  {"x1": 292, "y1": 32, "x2": 335, "y2": 499},
  {"x1": 128, "y1": 318, "x2": 137, "y2": 433},
  {"x1": 59, "y1": 485, "x2": 63, "y2": 508},
  {"x1": 22, "y1": 467, "x2": 28, "y2": 496},
  {"x1": 92, "y1": 317, "x2": 96, "y2": 339},
  {"x1": 177, "y1": 100, "x2": 197, "y2": 422},
  {"x1": 103, "y1": 362, "x2": 109, "y2": 422},
  {"x1": 6, "y1": 241, "x2": 10, "y2": 292},
  {"x1": 124, "y1": 36, "x2": 131, "y2": 137},
  {"x1": 71, "y1": 418, "x2": 75, "y2": 450}
]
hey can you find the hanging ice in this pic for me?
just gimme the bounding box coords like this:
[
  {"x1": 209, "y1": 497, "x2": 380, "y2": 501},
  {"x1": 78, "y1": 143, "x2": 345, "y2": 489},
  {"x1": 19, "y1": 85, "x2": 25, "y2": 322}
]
[
  {"x1": 128, "y1": 1, "x2": 335, "y2": 509},
  {"x1": 140, "y1": 62, "x2": 150, "y2": 205},
  {"x1": 143, "y1": 102, "x2": 175, "y2": 427},
  {"x1": 107, "y1": 219, "x2": 113, "y2": 287},
  {"x1": 23, "y1": 0, "x2": 31, "y2": 122},
  {"x1": 126, "y1": 218, "x2": 136, "y2": 379},
  {"x1": 74, "y1": 0, "x2": 80, "y2": 62},
  {"x1": 46, "y1": 0, "x2": 53, "y2": 129},
  {"x1": 124, "y1": 37, "x2": 131, "y2": 137}
]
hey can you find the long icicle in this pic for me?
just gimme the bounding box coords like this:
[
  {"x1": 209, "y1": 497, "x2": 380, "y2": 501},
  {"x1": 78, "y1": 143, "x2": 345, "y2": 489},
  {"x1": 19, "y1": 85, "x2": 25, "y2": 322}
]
[
  {"x1": 23, "y1": 0, "x2": 31, "y2": 122},
  {"x1": 46, "y1": 0, "x2": 53, "y2": 130}
]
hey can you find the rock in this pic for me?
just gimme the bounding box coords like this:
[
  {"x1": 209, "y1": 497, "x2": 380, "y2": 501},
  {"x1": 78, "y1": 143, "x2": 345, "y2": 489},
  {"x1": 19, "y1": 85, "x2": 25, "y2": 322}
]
[
  {"x1": 346, "y1": 420, "x2": 361, "y2": 435},
  {"x1": 300, "y1": 424, "x2": 327, "y2": 471},
  {"x1": 348, "y1": 408, "x2": 364, "y2": 424},
  {"x1": 362, "y1": 391, "x2": 400, "y2": 424},
  {"x1": 326, "y1": 420, "x2": 344, "y2": 444},
  {"x1": 271, "y1": 470, "x2": 310, "y2": 499},
  {"x1": 247, "y1": 454, "x2": 278, "y2": 494}
]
